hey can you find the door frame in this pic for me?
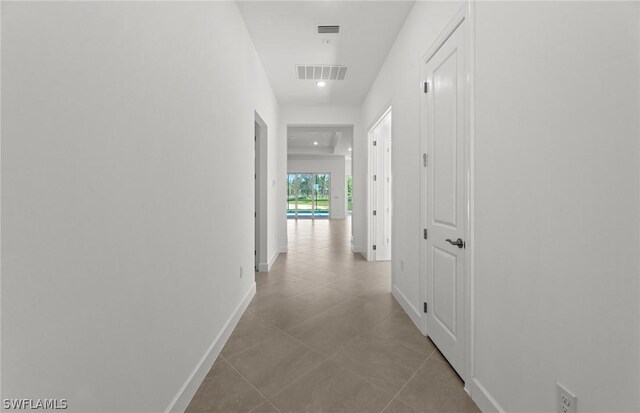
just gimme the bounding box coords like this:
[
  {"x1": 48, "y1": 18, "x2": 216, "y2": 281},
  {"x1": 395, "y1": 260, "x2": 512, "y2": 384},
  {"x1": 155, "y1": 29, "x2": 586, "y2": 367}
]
[
  {"x1": 419, "y1": 2, "x2": 475, "y2": 389},
  {"x1": 255, "y1": 111, "x2": 269, "y2": 272},
  {"x1": 287, "y1": 172, "x2": 332, "y2": 220},
  {"x1": 367, "y1": 106, "x2": 392, "y2": 262}
]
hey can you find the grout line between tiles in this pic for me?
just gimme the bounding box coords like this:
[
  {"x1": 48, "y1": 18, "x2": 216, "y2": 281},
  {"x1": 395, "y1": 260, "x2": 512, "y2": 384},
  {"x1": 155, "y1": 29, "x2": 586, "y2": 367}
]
[
  {"x1": 225, "y1": 220, "x2": 407, "y2": 412},
  {"x1": 378, "y1": 350, "x2": 437, "y2": 413},
  {"x1": 219, "y1": 356, "x2": 283, "y2": 413}
]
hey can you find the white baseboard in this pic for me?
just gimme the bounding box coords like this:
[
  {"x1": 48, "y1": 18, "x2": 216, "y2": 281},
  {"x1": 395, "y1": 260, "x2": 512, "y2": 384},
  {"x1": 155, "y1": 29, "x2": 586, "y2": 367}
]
[
  {"x1": 279, "y1": 245, "x2": 288, "y2": 253},
  {"x1": 392, "y1": 285, "x2": 424, "y2": 333},
  {"x1": 164, "y1": 283, "x2": 256, "y2": 413},
  {"x1": 351, "y1": 243, "x2": 370, "y2": 261},
  {"x1": 468, "y1": 378, "x2": 505, "y2": 413},
  {"x1": 258, "y1": 250, "x2": 280, "y2": 272}
]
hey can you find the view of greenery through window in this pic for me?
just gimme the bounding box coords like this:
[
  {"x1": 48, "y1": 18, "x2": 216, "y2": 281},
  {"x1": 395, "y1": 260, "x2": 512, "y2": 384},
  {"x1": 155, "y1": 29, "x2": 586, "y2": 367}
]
[{"x1": 287, "y1": 173, "x2": 330, "y2": 218}]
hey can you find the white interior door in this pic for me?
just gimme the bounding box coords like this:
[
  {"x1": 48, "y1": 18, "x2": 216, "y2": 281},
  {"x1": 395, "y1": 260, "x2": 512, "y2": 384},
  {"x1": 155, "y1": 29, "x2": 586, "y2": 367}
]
[
  {"x1": 370, "y1": 110, "x2": 392, "y2": 261},
  {"x1": 424, "y1": 22, "x2": 466, "y2": 376}
]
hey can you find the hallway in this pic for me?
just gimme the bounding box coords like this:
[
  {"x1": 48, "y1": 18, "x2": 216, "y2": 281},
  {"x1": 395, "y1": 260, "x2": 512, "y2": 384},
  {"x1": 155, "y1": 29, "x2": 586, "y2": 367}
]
[{"x1": 186, "y1": 219, "x2": 479, "y2": 413}]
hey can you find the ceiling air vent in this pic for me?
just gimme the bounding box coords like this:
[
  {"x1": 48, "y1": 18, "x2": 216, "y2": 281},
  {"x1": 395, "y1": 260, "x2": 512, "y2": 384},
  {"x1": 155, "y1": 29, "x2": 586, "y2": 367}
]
[
  {"x1": 296, "y1": 65, "x2": 348, "y2": 81},
  {"x1": 317, "y1": 25, "x2": 340, "y2": 34}
]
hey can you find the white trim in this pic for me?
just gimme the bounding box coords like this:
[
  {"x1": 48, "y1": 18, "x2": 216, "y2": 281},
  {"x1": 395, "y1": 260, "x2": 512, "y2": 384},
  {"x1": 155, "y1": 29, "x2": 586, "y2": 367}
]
[
  {"x1": 465, "y1": 0, "x2": 477, "y2": 399},
  {"x1": 420, "y1": 6, "x2": 466, "y2": 65},
  {"x1": 468, "y1": 378, "x2": 506, "y2": 413},
  {"x1": 367, "y1": 105, "x2": 392, "y2": 262},
  {"x1": 351, "y1": 242, "x2": 362, "y2": 254},
  {"x1": 392, "y1": 285, "x2": 423, "y2": 331},
  {"x1": 259, "y1": 250, "x2": 280, "y2": 272},
  {"x1": 255, "y1": 112, "x2": 269, "y2": 273},
  {"x1": 164, "y1": 283, "x2": 256, "y2": 413},
  {"x1": 279, "y1": 245, "x2": 288, "y2": 253},
  {"x1": 419, "y1": 0, "x2": 475, "y2": 386}
]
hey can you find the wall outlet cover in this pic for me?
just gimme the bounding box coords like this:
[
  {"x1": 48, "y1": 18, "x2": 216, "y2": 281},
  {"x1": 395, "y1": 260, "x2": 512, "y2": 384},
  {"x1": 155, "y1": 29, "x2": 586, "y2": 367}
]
[{"x1": 556, "y1": 383, "x2": 576, "y2": 413}]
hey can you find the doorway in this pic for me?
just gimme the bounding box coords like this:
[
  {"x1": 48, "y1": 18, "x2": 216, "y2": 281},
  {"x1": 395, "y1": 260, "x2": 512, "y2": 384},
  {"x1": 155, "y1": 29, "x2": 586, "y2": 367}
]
[
  {"x1": 420, "y1": 8, "x2": 472, "y2": 381},
  {"x1": 287, "y1": 173, "x2": 331, "y2": 219},
  {"x1": 368, "y1": 108, "x2": 392, "y2": 261},
  {"x1": 254, "y1": 112, "x2": 268, "y2": 272}
]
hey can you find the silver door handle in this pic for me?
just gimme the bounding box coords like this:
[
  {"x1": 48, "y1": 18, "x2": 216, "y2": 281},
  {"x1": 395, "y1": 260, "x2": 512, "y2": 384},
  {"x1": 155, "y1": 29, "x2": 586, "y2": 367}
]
[{"x1": 445, "y1": 238, "x2": 465, "y2": 249}]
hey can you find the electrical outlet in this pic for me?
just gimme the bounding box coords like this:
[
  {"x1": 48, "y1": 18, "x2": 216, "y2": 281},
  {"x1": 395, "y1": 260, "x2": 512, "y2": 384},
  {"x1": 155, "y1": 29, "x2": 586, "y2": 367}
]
[
  {"x1": 556, "y1": 383, "x2": 576, "y2": 413},
  {"x1": 239, "y1": 266, "x2": 243, "y2": 279}
]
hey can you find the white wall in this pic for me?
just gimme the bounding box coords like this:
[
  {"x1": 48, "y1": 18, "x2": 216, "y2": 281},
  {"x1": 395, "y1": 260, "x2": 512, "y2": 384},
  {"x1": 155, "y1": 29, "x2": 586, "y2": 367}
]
[
  {"x1": 473, "y1": 2, "x2": 640, "y2": 411},
  {"x1": 361, "y1": 0, "x2": 464, "y2": 325},
  {"x1": 1, "y1": 2, "x2": 279, "y2": 412},
  {"x1": 279, "y1": 106, "x2": 364, "y2": 252},
  {"x1": 363, "y1": 1, "x2": 640, "y2": 412},
  {"x1": 288, "y1": 155, "x2": 347, "y2": 219}
]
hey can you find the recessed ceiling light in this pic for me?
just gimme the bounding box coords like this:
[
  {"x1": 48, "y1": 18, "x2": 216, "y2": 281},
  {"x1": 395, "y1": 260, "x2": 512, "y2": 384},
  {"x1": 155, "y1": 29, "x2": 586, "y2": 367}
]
[
  {"x1": 313, "y1": 141, "x2": 319, "y2": 146},
  {"x1": 316, "y1": 81, "x2": 326, "y2": 87},
  {"x1": 348, "y1": 147, "x2": 352, "y2": 151},
  {"x1": 291, "y1": 136, "x2": 295, "y2": 139}
]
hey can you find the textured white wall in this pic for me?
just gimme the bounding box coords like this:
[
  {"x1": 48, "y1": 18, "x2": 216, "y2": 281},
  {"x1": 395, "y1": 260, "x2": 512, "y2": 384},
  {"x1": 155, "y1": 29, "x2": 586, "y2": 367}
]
[
  {"x1": 473, "y1": 2, "x2": 640, "y2": 411},
  {"x1": 1, "y1": 2, "x2": 279, "y2": 412},
  {"x1": 364, "y1": 1, "x2": 640, "y2": 412}
]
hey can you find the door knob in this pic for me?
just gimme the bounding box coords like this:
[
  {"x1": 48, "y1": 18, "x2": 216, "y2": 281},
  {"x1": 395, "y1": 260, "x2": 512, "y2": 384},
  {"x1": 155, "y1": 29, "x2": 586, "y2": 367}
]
[{"x1": 445, "y1": 238, "x2": 465, "y2": 249}]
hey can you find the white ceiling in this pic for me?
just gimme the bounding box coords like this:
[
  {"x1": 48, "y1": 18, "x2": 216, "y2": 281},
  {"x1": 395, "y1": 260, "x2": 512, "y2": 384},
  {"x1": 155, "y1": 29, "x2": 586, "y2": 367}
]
[
  {"x1": 237, "y1": 1, "x2": 415, "y2": 105},
  {"x1": 288, "y1": 125, "x2": 353, "y2": 156}
]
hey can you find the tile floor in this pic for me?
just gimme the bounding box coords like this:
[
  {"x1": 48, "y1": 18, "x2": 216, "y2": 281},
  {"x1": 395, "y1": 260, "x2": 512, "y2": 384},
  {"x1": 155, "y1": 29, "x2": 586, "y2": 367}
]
[{"x1": 186, "y1": 218, "x2": 480, "y2": 413}]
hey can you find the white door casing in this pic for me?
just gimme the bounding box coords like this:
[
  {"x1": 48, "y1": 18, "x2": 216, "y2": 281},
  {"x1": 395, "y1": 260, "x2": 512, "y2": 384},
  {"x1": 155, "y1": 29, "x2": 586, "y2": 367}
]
[
  {"x1": 423, "y1": 21, "x2": 466, "y2": 377},
  {"x1": 369, "y1": 109, "x2": 392, "y2": 261},
  {"x1": 254, "y1": 122, "x2": 260, "y2": 271}
]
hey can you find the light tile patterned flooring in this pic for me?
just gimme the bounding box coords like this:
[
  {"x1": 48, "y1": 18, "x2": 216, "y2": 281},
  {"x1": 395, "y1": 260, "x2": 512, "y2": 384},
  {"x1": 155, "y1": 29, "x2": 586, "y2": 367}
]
[{"x1": 186, "y1": 219, "x2": 480, "y2": 413}]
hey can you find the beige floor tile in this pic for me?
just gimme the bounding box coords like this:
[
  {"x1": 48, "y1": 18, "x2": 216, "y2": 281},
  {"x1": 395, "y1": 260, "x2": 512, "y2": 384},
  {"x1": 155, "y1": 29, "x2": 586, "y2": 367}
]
[
  {"x1": 316, "y1": 261, "x2": 367, "y2": 274},
  {"x1": 355, "y1": 282, "x2": 394, "y2": 299},
  {"x1": 221, "y1": 312, "x2": 283, "y2": 358},
  {"x1": 365, "y1": 291, "x2": 403, "y2": 314},
  {"x1": 248, "y1": 401, "x2": 280, "y2": 413},
  {"x1": 273, "y1": 261, "x2": 318, "y2": 276},
  {"x1": 353, "y1": 267, "x2": 392, "y2": 286},
  {"x1": 396, "y1": 358, "x2": 480, "y2": 413},
  {"x1": 327, "y1": 277, "x2": 375, "y2": 295},
  {"x1": 369, "y1": 311, "x2": 436, "y2": 357},
  {"x1": 429, "y1": 345, "x2": 447, "y2": 363},
  {"x1": 287, "y1": 311, "x2": 365, "y2": 356},
  {"x1": 190, "y1": 218, "x2": 473, "y2": 412},
  {"x1": 258, "y1": 297, "x2": 319, "y2": 329},
  {"x1": 382, "y1": 399, "x2": 417, "y2": 413},
  {"x1": 258, "y1": 277, "x2": 321, "y2": 298},
  {"x1": 292, "y1": 285, "x2": 350, "y2": 311},
  {"x1": 186, "y1": 359, "x2": 265, "y2": 413},
  {"x1": 246, "y1": 291, "x2": 288, "y2": 314},
  {"x1": 294, "y1": 267, "x2": 341, "y2": 284},
  {"x1": 325, "y1": 297, "x2": 397, "y2": 329},
  {"x1": 226, "y1": 331, "x2": 325, "y2": 398},
  {"x1": 270, "y1": 360, "x2": 393, "y2": 413},
  {"x1": 331, "y1": 334, "x2": 427, "y2": 394},
  {"x1": 255, "y1": 270, "x2": 297, "y2": 286},
  {"x1": 319, "y1": 271, "x2": 363, "y2": 287}
]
